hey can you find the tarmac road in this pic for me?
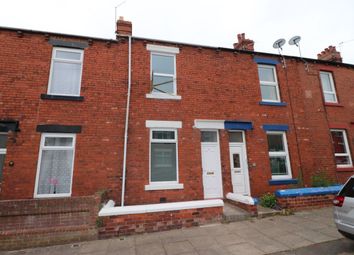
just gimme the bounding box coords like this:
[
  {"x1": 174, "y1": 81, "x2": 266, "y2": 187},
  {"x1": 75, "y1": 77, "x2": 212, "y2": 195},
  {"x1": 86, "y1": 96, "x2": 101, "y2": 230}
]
[{"x1": 270, "y1": 238, "x2": 354, "y2": 255}]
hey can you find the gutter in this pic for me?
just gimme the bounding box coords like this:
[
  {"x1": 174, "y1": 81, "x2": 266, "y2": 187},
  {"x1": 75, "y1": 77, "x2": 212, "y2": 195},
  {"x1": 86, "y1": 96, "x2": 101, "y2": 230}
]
[{"x1": 121, "y1": 35, "x2": 132, "y2": 206}]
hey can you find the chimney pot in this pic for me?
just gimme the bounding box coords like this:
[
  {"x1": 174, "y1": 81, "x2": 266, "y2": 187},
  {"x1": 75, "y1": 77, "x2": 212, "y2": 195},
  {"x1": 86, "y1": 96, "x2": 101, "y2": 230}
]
[
  {"x1": 234, "y1": 33, "x2": 254, "y2": 51},
  {"x1": 317, "y1": 45, "x2": 342, "y2": 63},
  {"x1": 116, "y1": 16, "x2": 132, "y2": 37}
]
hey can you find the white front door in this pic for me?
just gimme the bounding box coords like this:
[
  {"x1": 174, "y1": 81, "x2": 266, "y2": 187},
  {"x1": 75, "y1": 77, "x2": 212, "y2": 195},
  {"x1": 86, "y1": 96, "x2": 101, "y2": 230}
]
[
  {"x1": 229, "y1": 131, "x2": 250, "y2": 195},
  {"x1": 201, "y1": 131, "x2": 223, "y2": 199}
]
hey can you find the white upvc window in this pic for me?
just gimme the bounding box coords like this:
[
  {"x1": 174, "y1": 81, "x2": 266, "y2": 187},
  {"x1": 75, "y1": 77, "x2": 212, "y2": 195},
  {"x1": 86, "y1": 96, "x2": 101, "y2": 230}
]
[
  {"x1": 258, "y1": 64, "x2": 281, "y2": 102},
  {"x1": 330, "y1": 129, "x2": 353, "y2": 167},
  {"x1": 320, "y1": 71, "x2": 338, "y2": 103},
  {"x1": 34, "y1": 133, "x2": 76, "y2": 198},
  {"x1": 266, "y1": 131, "x2": 292, "y2": 179},
  {"x1": 48, "y1": 47, "x2": 84, "y2": 96},
  {"x1": 145, "y1": 120, "x2": 183, "y2": 190},
  {"x1": 146, "y1": 44, "x2": 181, "y2": 100},
  {"x1": 0, "y1": 133, "x2": 8, "y2": 182}
]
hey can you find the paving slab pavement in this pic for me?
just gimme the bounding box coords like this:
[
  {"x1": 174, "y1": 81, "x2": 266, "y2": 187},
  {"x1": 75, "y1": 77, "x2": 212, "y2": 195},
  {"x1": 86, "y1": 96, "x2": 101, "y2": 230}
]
[{"x1": 0, "y1": 207, "x2": 344, "y2": 255}]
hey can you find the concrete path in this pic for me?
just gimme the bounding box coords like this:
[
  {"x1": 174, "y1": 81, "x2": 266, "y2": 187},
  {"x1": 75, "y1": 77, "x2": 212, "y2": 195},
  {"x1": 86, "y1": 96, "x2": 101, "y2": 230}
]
[{"x1": 0, "y1": 208, "x2": 344, "y2": 255}]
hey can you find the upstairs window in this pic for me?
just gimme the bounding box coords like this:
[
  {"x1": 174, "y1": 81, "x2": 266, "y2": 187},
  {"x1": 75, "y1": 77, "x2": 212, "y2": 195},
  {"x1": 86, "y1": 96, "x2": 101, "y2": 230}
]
[
  {"x1": 146, "y1": 44, "x2": 180, "y2": 100},
  {"x1": 0, "y1": 133, "x2": 7, "y2": 182},
  {"x1": 258, "y1": 65, "x2": 280, "y2": 102},
  {"x1": 320, "y1": 71, "x2": 338, "y2": 103},
  {"x1": 330, "y1": 129, "x2": 352, "y2": 167},
  {"x1": 151, "y1": 53, "x2": 176, "y2": 95},
  {"x1": 266, "y1": 131, "x2": 292, "y2": 179},
  {"x1": 48, "y1": 47, "x2": 84, "y2": 96}
]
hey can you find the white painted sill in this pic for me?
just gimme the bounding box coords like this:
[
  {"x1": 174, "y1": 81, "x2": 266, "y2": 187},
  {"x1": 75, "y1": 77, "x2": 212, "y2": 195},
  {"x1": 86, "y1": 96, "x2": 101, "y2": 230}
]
[
  {"x1": 145, "y1": 93, "x2": 181, "y2": 100},
  {"x1": 98, "y1": 199, "x2": 224, "y2": 216},
  {"x1": 145, "y1": 183, "x2": 184, "y2": 191}
]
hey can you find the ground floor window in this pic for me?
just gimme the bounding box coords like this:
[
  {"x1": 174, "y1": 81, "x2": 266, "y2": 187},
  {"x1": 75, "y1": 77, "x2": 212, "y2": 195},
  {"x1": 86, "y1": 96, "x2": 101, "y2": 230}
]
[
  {"x1": 266, "y1": 131, "x2": 292, "y2": 179},
  {"x1": 150, "y1": 129, "x2": 178, "y2": 182},
  {"x1": 35, "y1": 133, "x2": 76, "y2": 197},
  {"x1": 330, "y1": 129, "x2": 352, "y2": 167},
  {"x1": 0, "y1": 133, "x2": 8, "y2": 181}
]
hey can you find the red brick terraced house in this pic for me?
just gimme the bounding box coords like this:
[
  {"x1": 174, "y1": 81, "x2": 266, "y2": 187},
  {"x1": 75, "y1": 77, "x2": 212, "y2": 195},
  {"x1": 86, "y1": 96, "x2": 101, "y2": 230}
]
[{"x1": 0, "y1": 17, "x2": 353, "y2": 247}]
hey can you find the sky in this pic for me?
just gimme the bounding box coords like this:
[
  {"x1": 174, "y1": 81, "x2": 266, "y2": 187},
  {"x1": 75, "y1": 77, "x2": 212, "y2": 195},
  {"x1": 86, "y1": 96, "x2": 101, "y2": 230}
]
[{"x1": 1, "y1": 0, "x2": 354, "y2": 64}]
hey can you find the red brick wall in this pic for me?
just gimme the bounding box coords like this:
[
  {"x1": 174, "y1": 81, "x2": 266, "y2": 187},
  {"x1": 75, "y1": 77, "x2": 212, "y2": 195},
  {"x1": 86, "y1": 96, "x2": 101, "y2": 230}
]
[
  {"x1": 0, "y1": 28, "x2": 353, "y2": 205},
  {"x1": 0, "y1": 29, "x2": 128, "y2": 201},
  {"x1": 277, "y1": 194, "x2": 335, "y2": 211},
  {"x1": 98, "y1": 206, "x2": 223, "y2": 238},
  {"x1": 0, "y1": 195, "x2": 101, "y2": 250}
]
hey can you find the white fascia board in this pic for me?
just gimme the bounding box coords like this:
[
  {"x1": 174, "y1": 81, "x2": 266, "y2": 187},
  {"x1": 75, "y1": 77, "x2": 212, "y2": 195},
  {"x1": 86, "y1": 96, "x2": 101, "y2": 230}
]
[
  {"x1": 226, "y1": 193, "x2": 255, "y2": 205},
  {"x1": 194, "y1": 120, "x2": 224, "y2": 129},
  {"x1": 146, "y1": 44, "x2": 180, "y2": 54},
  {"x1": 146, "y1": 120, "x2": 182, "y2": 129},
  {"x1": 98, "y1": 199, "x2": 224, "y2": 217}
]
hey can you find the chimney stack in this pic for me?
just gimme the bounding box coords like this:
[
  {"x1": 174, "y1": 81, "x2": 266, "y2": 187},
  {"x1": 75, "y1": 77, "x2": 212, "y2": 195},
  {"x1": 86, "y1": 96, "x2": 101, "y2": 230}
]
[
  {"x1": 317, "y1": 46, "x2": 342, "y2": 63},
  {"x1": 116, "y1": 16, "x2": 132, "y2": 37},
  {"x1": 233, "y1": 33, "x2": 254, "y2": 51}
]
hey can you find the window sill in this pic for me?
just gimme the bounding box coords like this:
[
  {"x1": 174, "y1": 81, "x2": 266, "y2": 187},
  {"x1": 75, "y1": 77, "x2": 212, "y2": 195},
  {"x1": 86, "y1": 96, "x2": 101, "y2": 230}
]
[
  {"x1": 259, "y1": 101, "x2": 287, "y2": 107},
  {"x1": 324, "y1": 102, "x2": 343, "y2": 107},
  {"x1": 269, "y1": 179, "x2": 298, "y2": 185},
  {"x1": 145, "y1": 183, "x2": 184, "y2": 191},
  {"x1": 34, "y1": 193, "x2": 71, "y2": 198},
  {"x1": 41, "y1": 94, "x2": 84, "y2": 101},
  {"x1": 146, "y1": 93, "x2": 181, "y2": 100},
  {"x1": 336, "y1": 167, "x2": 354, "y2": 172}
]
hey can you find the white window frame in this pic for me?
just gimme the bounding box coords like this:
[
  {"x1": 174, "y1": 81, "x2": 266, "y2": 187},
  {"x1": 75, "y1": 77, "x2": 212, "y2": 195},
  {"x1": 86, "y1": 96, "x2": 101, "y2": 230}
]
[
  {"x1": 258, "y1": 64, "x2": 281, "y2": 103},
  {"x1": 267, "y1": 131, "x2": 292, "y2": 180},
  {"x1": 320, "y1": 71, "x2": 338, "y2": 103},
  {"x1": 146, "y1": 44, "x2": 181, "y2": 100},
  {"x1": 0, "y1": 133, "x2": 7, "y2": 180},
  {"x1": 47, "y1": 47, "x2": 84, "y2": 97},
  {"x1": 34, "y1": 133, "x2": 76, "y2": 198},
  {"x1": 145, "y1": 120, "x2": 183, "y2": 190},
  {"x1": 330, "y1": 129, "x2": 353, "y2": 168}
]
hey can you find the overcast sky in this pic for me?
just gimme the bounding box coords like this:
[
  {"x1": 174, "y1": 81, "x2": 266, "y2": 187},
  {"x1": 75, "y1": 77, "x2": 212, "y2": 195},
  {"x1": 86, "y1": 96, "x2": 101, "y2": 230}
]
[{"x1": 1, "y1": 0, "x2": 354, "y2": 64}]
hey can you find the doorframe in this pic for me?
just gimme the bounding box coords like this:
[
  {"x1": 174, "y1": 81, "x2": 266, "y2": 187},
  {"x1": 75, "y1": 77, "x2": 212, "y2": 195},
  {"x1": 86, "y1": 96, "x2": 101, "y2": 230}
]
[
  {"x1": 228, "y1": 130, "x2": 251, "y2": 196},
  {"x1": 200, "y1": 129, "x2": 224, "y2": 199}
]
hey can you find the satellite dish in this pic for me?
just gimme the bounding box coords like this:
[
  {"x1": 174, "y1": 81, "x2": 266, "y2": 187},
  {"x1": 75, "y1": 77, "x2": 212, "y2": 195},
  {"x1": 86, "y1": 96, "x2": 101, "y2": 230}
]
[
  {"x1": 289, "y1": 36, "x2": 301, "y2": 46},
  {"x1": 273, "y1": 38, "x2": 286, "y2": 49}
]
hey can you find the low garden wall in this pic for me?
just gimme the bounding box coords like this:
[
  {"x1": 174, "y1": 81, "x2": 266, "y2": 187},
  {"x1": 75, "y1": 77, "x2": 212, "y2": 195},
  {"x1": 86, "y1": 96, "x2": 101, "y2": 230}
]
[
  {"x1": 225, "y1": 193, "x2": 258, "y2": 216},
  {"x1": 275, "y1": 185, "x2": 342, "y2": 211},
  {"x1": 0, "y1": 194, "x2": 102, "y2": 250},
  {"x1": 98, "y1": 200, "x2": 224, "y2": 238}
]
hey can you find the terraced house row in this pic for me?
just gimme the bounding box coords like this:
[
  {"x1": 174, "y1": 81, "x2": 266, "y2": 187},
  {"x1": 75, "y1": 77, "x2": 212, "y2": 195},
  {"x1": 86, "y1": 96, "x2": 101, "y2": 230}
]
[{"x1": 0, "y1": 17, "x2": 353, "y2": 248}]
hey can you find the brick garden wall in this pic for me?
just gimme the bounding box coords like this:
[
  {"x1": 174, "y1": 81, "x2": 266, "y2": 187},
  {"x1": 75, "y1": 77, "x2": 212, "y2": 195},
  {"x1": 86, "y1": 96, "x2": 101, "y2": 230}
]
[
  {"x1": 98, "y1": 206, "x2": 223, "y2": 238},
  {"x1": 277, "y1": 194, "x2": 335, "y2": 211},
  {"x1": 0, "y1": 195, "x2": 101, "y2": 250}
]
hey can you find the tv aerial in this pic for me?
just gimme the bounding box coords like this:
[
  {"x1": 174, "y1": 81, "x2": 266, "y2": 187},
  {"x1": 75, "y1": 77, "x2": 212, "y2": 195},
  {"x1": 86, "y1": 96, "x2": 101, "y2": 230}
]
[{"x1": 273, "y1": 38, "x2": 286, "y2": 68}]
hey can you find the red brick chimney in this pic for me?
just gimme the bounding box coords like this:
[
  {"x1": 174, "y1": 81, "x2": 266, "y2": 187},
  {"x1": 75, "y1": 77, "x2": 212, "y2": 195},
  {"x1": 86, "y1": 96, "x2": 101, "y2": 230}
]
[
  {"x1": 233, "y1": 33, "x2": 254, "y2": 51},
  {"x1": 317, "y1": 46, "x2": 342, "y2": 63},
  {"x1": 116, "y1": 16, "x2": 132, "y2": 37}
]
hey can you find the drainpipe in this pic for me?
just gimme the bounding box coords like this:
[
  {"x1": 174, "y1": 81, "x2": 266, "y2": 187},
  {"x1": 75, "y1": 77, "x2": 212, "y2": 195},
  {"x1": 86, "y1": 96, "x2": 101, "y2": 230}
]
[{"x1": 121, "y1": 35, "x2": 132, "y2": 206}]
